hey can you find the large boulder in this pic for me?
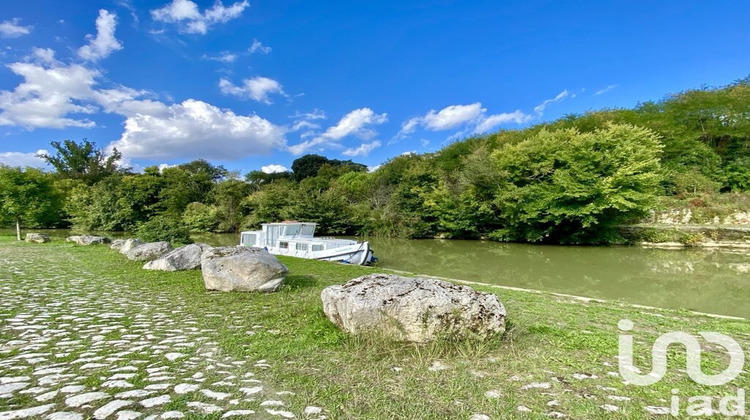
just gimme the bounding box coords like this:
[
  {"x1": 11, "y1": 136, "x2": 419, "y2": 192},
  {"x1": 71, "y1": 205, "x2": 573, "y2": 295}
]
[
  {"x1": 143, "y1": 243, "x2": 212, "y2": 271},
  {"x1": 66, "y1": 235, "x2": 111, "y2": 245},
  {"x1": 201, "y1": 246, "x2": 287, "y2": 292},
  {"x1": 117, "y1": 238, "x2": 144, "y2": 254},
  {"x1": 124, "y1": 241, "x2": 172, "y2": 262},
  {"x1": 25, "y1": 233, "x2": 51, "y2": 243},
  {"x1": 321, "y1": 274, "x2": 506, "y2": 343}
]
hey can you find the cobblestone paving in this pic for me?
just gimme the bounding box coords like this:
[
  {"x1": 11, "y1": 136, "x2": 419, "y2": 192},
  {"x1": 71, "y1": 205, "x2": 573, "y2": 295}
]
[{"x1": 0, "y1": 249, "x2": 325, "y2": 419}]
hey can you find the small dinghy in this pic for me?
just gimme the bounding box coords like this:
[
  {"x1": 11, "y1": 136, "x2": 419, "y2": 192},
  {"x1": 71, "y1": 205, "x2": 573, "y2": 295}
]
[{"x1": 240, "y1": 221, "x2": 376, "y2": 265}]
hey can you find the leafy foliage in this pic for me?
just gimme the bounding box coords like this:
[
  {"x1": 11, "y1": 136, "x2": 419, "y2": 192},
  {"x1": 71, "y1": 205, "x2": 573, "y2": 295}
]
[
  {"x1": 0, "y1": 165, "x2": 63, "y2": 238},
  {"x1": 136, "y1": 215, "x2": 193, "y2": 245},
  {"x1": 489, "y1": 125, "x2": 663, "y2": 243},
  {"x1": 181, "y1": 202, "x2": 217, "y2": 232},
  {"x1": 291, "y1": 154, "x2": 367, "y2": 181},
  {"x1": 38, "y1": 139, "x2": 125, "y2": 184}
]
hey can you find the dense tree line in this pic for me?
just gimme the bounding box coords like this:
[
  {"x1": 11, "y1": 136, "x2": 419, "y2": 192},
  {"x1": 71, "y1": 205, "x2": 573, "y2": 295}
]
[{"x1": 1, "y1": 78, "x2": 748, "y2": 244}]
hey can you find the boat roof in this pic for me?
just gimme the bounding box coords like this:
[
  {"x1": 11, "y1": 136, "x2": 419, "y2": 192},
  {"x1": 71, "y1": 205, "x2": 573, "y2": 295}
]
[{"x1": 261, "y1": 221, "x2": 317, "y2": 226}]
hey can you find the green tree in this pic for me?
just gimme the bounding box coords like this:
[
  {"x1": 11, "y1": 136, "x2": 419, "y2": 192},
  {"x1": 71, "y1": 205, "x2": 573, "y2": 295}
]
[
  {"x1": 160, "y1": 160, "x2": 226, "y2": 215},
  {"x1": 291, "y1": 154, "x2": 366, "y2": 181},
  {"x1": 39, "y1": 139, "x2": 125, "y2": 184},
  {"x1": 490, "y1": 125, "x2": 664, "y2": 244},
  {"x1": 210, "y1": 179, "x2": 252, "y2": 232},
  {"x1": 0, "y1": 166, "x2": 62, "y2": 240},
  {"x1": 245, "y1": 170, "x2": 292, "y2": 190},
  {"x1": 243, "y1": 179, "x2": 296, "y2": 227}
]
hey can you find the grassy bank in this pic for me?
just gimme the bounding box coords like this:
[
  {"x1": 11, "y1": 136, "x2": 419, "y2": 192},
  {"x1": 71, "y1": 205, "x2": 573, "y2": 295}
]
[{"x1": 1, "y1": 237, "x2": 749, "y2": 419}]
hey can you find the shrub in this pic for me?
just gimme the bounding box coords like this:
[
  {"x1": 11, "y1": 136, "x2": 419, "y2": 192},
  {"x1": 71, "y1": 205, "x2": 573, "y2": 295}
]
[
  {"x1": 182, "y1": 202, "x2": 217, "y2": 232},
  {"x1": 136, "y1": 215, "x2": 193, "y2": 245}
]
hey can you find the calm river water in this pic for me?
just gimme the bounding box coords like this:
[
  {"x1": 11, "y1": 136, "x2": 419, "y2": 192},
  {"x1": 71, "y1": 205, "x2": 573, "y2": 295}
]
[{"x1": 7, "y1": 230, "x2": 749, "y2": 318}]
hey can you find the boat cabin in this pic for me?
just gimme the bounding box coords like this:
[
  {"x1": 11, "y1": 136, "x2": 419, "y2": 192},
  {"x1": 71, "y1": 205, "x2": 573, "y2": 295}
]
[{"x1": 240, "y1": 222, "x2": 356, "y2": 253}]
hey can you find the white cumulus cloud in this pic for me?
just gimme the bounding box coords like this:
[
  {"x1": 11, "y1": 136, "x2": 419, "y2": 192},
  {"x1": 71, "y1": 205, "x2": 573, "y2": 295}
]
[
  {"x1": 261, "y1": 164, "x2": 288, "y2": 174},
  {"x1": 0, "y1": 18, "x2": 32, "y2": 38},
  {"x1": 151, "y1": 0, "x2": 249, "y2": 34},
  {"x1": 342, "y1": 141, "x2": 381, "y2": 157},
  {"x1": 399, "y1": 103, "x2": 531, "y2": 138},
  {"x1": 474, "y1": 110, "x2": 532, "y2": 133},
  {"x1": 219, "y1": 77, "x2": 286, "y2": 104},
  {"x1": 109, "y1": 99, "x2": 286, "y2": 160},
  {"x1": 77, "y1": 10, "x2": 124, "y2": 62},
  {"x1": 0, "y1": 56, "x2": 288, "y2": 162},
  {"x1": 0, "y1": 61, "x2": 101, "y2": 129},
  {"x1": 0, "y1": 150, "x2": 49, "y2": 169},
  {"x1": 321, "y1": 108, "x2": 387, "y2": 140},
  {"x1": 288, "y1": 108, "x2": 387, "y2": 155},
  {"x1": 401, "y1": 103, "x2": 485, "y2": 134},
  {"x1": 249, "y1": 38, "x2": 271, "y2": 54}
]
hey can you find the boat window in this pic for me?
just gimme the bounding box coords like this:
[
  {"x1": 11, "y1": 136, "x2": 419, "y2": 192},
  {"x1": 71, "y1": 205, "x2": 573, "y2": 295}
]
[
  {"x1": 312, "y1": 244, "x2": 324, "y2": 252},
  {"x1": 241, "y1": 233, "x2": 256, "y2": 246},
  {"x1": 284, "y1": 225, "x2": 301, "y2": 236},
  {"x1": 279, "y1": 241, "x2": 289, "y2": 249},
  {"x1": 265, "y1": 225, "x2": 281, "y2": 246},
  {"x1": 300, "y1": 224, "x2": 315, "y2": 236},
  {"x1": 296, "y1": 243, "x2": 308, "y2": 251}
]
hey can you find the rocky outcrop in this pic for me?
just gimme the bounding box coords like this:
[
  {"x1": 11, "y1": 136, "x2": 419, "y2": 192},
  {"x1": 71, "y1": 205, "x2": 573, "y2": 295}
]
[
  {"x1": 117, "y1": 238, "x2": 144, "y2": 254},
  {"x1": 321, "y1": 274, "x2": 506, "y2": 343},
  {"x1": 66, "y1": 235, "x2": 111, "y2": 245},
  {"x1": 143, "y1": 243, "x2": 212, "y2": 271},
  {"x1": 124, "y1": 241, "x2": 172, "y2": 262},
  {"x1": 25, "y1": 233, "x2": 51, "y2": 243},
  {"x1": 649, "y1": 209, "x2": 750, "y2": 225},
  {"x1": 201, "y1": 246, "x2": 287, "y2": 292}
]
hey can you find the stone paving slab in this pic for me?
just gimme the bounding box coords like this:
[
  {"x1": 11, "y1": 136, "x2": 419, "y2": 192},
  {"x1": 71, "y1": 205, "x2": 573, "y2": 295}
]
[{"x1": 0, "y1": 247, "x2": 327, "y2": 420}]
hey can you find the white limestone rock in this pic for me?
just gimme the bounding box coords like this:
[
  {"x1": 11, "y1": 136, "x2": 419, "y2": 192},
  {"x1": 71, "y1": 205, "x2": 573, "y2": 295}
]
[
  {"x1": 125, "y1": 242, "x2": 172, "y2": 262},
  {"x1": 321, "y1": 274, "x2": 506, "y2": 343},
  {"x1": 66, "y1": 236, "x2": 111, "y2": 245},
  {"x1": 117, "y1": 239, "x2": 144, "y2": 254},
  {"x1": 143, "y1": 244, "x2": 211, "y2": 272},
  {"x1": 25, "y1": 233, "x2": 51, "y2": 244},
  {"x1": 201, "y1": 247, "x2": 287, "y2": 292}
]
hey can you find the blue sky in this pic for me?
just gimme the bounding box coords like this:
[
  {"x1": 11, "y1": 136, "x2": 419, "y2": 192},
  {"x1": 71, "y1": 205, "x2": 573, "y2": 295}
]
[{"x1": 1, "y1": 0, "x2": 749, "y2": 174}]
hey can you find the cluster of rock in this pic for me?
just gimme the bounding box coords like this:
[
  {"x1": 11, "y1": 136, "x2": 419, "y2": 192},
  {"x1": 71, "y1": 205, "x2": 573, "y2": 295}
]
[
  {"x1": 59, "y1": 234, "x2": 289, "y2": 293},
  {"x1": 57, "y1": 234, "x2": 506, "y2": 343}
]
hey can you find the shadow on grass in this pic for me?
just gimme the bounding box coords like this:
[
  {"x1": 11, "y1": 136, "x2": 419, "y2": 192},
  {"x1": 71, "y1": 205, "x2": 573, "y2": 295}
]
[{"x1": 284, "y1": 274, "x2": 318, "y2": 290}]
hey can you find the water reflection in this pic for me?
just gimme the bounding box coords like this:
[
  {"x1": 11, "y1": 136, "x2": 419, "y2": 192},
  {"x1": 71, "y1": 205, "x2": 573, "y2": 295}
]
[{"x1": 361, "y1": 238, "x2": 750, "y2": 318}]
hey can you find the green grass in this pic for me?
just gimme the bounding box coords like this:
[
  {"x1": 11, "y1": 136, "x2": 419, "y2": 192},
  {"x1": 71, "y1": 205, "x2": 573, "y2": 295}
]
[{"x1": 1, "y1": 236, "x2": 749, "y2": 419}]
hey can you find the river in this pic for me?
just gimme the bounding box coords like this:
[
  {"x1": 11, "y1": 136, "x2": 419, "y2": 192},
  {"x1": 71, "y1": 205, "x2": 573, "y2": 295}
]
[{"x1": 6, "y1": 229, "x2": 749, "y2": 318}]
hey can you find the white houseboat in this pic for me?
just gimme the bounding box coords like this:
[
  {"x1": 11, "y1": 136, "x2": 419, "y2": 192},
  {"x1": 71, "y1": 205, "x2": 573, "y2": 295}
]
[{"x1": 240, "y1": 222, "x2": 376, "y2": 265}]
